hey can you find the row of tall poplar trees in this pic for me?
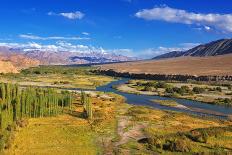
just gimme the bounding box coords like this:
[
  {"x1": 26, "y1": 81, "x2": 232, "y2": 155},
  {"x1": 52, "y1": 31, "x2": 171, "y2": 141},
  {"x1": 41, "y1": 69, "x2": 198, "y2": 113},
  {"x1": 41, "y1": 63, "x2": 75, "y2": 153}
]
[{"x1": 0, "y1": 83, "x2": 73, "y2": 131}]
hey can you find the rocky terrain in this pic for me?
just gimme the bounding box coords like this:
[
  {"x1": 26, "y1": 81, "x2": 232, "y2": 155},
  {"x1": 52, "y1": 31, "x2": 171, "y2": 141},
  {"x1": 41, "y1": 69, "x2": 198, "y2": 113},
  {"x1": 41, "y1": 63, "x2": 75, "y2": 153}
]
[
  {"x1": 153, "y1": 39, "x2": 232, "y2": 59},
  {"x1": 0, "y1": 49, "x2": 40, "y2": 73}
]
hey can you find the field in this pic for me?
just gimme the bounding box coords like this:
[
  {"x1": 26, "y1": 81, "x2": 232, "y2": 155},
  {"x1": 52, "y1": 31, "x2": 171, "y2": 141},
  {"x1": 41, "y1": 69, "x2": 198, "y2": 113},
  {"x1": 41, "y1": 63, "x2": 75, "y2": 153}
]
[
  {"x1": 4, "y1": 115, "x2": 100, "y2": 155},
  {"x1": 3, "y1": 91, "x2": 125, "y2": 154},
  {"x1": 99, "y1": 54, "x2": 232, "y2": 76},
  {"x1": 0, "y1": 66, "x2": 114, "y2": 89}
]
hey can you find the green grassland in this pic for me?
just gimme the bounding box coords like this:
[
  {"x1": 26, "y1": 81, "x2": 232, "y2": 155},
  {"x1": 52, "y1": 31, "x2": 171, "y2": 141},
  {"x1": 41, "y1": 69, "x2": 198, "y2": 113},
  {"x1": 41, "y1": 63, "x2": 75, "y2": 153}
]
[
  {"x1": 0, "y1": 66, "x2": 114, "y2": 89},
  {"x1": 3, "y1": 92, "x2": 125, "y2": 155}
]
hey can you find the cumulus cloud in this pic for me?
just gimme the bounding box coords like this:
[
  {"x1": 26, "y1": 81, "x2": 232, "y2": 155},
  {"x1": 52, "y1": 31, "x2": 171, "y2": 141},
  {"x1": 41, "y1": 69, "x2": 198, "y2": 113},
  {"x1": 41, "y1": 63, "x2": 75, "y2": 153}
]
[
  {"x1": 135, "y1": 6, "x2": 232, "y2": 33},
  {"x1": 48, "y1": 11, "x2": 85, "y2": 20},
  {"x1": 19, "y1": 34, "x2": 90, "y2": 40}
]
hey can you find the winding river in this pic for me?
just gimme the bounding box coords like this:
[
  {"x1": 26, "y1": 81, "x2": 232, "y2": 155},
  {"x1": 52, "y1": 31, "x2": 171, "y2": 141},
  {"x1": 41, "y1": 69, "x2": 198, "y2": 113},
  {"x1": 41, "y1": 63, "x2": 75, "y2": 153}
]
[{"x1": 95, "y1": 78, "x2": 232, "y2": 119}]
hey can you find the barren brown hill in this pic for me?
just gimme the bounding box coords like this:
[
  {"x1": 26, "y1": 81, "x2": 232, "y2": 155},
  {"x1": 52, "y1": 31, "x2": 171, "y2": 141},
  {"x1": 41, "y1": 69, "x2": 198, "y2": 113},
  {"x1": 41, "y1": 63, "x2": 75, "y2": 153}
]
[
  {"x1": 0, "y1": 51, "x2": 40, "y2": 70},
  {"x1": 0, "y1": 60, "x2": 18, "y2": 73},
  {"x1": 99, "y1": 54, "x2": 232, "y2": 76}
]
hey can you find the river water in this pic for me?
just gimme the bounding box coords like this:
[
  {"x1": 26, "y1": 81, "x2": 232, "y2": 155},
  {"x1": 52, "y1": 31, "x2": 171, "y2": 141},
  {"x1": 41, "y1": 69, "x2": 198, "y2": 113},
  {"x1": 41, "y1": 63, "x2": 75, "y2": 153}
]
[{"x1": 96, "y1": 78, "x2": 232, "y2": 119}]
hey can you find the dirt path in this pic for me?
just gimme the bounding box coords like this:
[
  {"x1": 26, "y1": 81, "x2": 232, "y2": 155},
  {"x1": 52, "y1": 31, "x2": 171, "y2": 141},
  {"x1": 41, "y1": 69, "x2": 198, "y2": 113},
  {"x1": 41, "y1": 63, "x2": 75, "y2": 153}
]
[{"x1": 114, "y1": 106, "x2": 147, "y2": 147}]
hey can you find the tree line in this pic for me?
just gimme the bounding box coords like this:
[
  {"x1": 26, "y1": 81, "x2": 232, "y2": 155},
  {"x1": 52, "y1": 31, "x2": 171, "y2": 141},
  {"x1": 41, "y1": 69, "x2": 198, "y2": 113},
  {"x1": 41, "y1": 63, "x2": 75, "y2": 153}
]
[{"x1": 0, "y1": 83, "x2": 73, "y2": 131}]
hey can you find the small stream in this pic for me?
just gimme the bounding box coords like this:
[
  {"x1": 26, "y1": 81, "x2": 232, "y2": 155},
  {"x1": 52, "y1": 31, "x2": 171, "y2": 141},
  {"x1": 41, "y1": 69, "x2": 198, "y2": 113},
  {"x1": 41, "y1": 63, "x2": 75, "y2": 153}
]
[{"x1": 95, "y1": 78, "x2": 232, "y2": 119}]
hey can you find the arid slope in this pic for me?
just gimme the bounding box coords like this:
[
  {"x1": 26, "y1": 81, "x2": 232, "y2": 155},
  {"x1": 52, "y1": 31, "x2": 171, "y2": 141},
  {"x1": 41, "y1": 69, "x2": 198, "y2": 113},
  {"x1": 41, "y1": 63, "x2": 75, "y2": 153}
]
[
  {"x1": 0, "y1": 52, "x2": 40, "y2": 73},
  {"x1": 99, "y1": 54, "x2": 232, "y2": 76},
  {"x1": 0, "y1": 60, "x2": 18, "y2": 73}
]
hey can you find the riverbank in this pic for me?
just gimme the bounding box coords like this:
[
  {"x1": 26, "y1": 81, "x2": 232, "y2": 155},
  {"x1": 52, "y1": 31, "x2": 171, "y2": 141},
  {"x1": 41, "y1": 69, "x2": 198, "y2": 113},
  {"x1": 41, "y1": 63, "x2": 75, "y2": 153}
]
[{"x1": 115, "y1": 79, "x2": 232, "y2": 107}]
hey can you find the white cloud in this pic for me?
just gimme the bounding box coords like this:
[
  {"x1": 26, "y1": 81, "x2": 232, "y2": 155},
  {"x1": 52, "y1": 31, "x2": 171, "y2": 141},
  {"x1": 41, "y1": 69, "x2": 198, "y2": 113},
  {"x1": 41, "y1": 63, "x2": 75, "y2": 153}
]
[
  {"x1": 48, "y1": 11, "x2": 85, "y2": 20},
  {"x1": 0, "y1": 41, "x2": 132, "y2": 57},
  {"x1": 135, "y1": 6, "x2": 232, "y2": 33},
  {"x1": 82, "y1": 32, "x2": 90, "y2": 36},
  {"x1": 108, "y1": 49, "x2": 134, "y2": 57},
  {"x1": 0, "y1": 40, "x2": 199, "y2": 59},
  {"x1": 19, "y1": 34, "x2": 90, "y2": 40},
  {"x1": 204, "y1": 26, "x2": 211, "y2": 31}
]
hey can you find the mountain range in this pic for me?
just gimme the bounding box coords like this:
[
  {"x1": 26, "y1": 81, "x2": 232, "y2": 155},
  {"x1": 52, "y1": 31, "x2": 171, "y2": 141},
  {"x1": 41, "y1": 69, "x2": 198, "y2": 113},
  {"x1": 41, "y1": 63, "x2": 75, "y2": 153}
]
[
  {"x1": 153, "y1": 39, "x2": 232, "y2": 59},
  {"x1": 1, "y1": 38, "x2": 232, "y2": 73},
  {"x1": 0, "y1": 46, "x2": 136, "y2": 73}
]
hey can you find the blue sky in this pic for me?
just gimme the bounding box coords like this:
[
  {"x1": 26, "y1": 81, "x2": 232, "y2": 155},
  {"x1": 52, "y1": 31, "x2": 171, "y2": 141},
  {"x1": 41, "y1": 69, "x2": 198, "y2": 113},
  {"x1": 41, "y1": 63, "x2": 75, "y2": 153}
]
[{"x1": 0, "y1": 0, "x2": 232, "y2": 58}]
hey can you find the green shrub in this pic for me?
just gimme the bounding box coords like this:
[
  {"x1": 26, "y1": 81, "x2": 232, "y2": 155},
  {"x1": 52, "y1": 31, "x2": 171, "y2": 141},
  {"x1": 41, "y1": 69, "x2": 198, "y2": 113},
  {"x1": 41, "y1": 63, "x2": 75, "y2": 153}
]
[
  {"x1": 214, "y1": 98, "x2": 232, "y2": 106},
  {"x1": 215, "y1": 87, "x2": 222, "y2": 92},
  {"x1": 155, "y1": 81, "x2": 168, "y2": 88},
  {"x1": 163, "y1": 137, "x2": 192, "y2": 152},
  {"x1": 187, "y1": 126, "x2": 232, "y2": 143},
  {"x1": 192, "y1": 87, "x2": 205, "y2": 94},
  {"x1": 143, "y1": 86, "x2": 153, "y2": 91},
  {"x1": 228, "y1": 85, "x2": 232, "y2": 90}
]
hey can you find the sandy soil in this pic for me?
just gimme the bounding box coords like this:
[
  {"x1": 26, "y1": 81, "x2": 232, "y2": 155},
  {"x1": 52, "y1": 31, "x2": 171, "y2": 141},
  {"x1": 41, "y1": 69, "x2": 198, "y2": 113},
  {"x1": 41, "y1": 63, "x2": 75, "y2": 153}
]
[{"x1": 99, "y1": 54, "x2": 232, "y2": 76}]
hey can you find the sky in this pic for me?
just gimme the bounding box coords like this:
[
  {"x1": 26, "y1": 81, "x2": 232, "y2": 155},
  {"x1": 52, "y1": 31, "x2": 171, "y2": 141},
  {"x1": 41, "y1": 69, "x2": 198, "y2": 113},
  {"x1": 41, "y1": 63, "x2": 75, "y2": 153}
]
[{"x1": 0, "y1": 0, "x2": 232, "y2": 59}]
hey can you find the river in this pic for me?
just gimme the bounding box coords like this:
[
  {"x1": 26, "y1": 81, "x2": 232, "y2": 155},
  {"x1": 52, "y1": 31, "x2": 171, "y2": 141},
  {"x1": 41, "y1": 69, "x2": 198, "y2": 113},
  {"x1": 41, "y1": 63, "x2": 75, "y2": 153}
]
[{"x1": 95, "y1": 78, "x2": 232, "y2": 119}]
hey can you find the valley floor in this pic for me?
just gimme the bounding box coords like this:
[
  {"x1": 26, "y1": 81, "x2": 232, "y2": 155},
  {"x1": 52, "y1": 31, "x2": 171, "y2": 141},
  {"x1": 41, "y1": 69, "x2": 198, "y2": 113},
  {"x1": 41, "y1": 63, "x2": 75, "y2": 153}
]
[
  {"x1": 1, "y1": 66, "x2": 232, "y2": 154},
  {"x1": 3, "y1": 92, "x2": 232, "y2": 154}
]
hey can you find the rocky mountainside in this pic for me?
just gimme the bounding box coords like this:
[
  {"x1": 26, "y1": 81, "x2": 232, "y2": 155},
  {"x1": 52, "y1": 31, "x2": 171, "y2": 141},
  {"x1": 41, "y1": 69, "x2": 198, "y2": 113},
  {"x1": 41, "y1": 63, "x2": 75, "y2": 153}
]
[
  {"x1": 0, "y1": 49, "x2": 40, "y2": 73},
  {"x1": 23, "y1": 50, "x2": 135, "y2": 65},
  {"x1": 0, "y1": 45, "x2": 136, "y2": 73},
  {"x1": 153, "y1": 39, "x2": 232, "y2": 59}
]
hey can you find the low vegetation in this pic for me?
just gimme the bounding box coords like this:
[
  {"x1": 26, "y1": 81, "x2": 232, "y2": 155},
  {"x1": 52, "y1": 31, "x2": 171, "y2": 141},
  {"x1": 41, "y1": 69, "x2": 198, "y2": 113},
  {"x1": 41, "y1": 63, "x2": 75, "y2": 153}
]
[
  {"x1": 0, "y1": 66, "x2": 114, "y2": 89},
  {"x1": 0, "y1": 82, "x2": 73, "y2": 151},
  {"x1": 1, "y1": 65, "x2": 232, "y2": 154},
  {"x1": 151, "y1": 100, "x2": 179, "y2": 107},
  {"x1": 118, "y1": 79, "x2": 232, "y2": 106},
  {"x1": 118, "y1": 106, "x2": 232, "y2": 154},
  {"x1": 3, "y1": 87, "x2": 126, "y2": 154}
]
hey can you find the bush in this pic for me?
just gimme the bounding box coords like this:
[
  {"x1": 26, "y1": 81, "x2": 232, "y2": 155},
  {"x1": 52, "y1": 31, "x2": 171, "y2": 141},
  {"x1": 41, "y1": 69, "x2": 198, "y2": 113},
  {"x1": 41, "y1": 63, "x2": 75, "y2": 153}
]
[
  {"x1": 215, "y1": 87, "x2": 222, "y2": 92},
  {"x1": 165, "y1": 87, "x2": 174, "y2": 94},
  {"x1": 180, "y1": 86, "x2": 191, "y2": 94},
  {"x1": 187, "y1": 126, "x2": 232, "y2": 143},
  {"x1": 165, "y1": 86, "x2": 192, "y2": 96},
  {"x1": 155, "y1": 81, "x2": 168, "y2": 88},
  {"x1": 163, "y1": 137, "x2": 192, "y2": 152},
  {"x1": 136, "y1": 81, "x2": 144, "y2": 86},
  {"x1": 214, "y1": 98, "x2": 232, "y2": 106},
  {"x1": 143, "y1": 86, "x2": 153, "y2": 91},
  {"x1": 192, "y1": 87, "x2": 205, "y2": 94},
  {"x1": 228, "y1": 85, "x2": 232, "y2": 90}
]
